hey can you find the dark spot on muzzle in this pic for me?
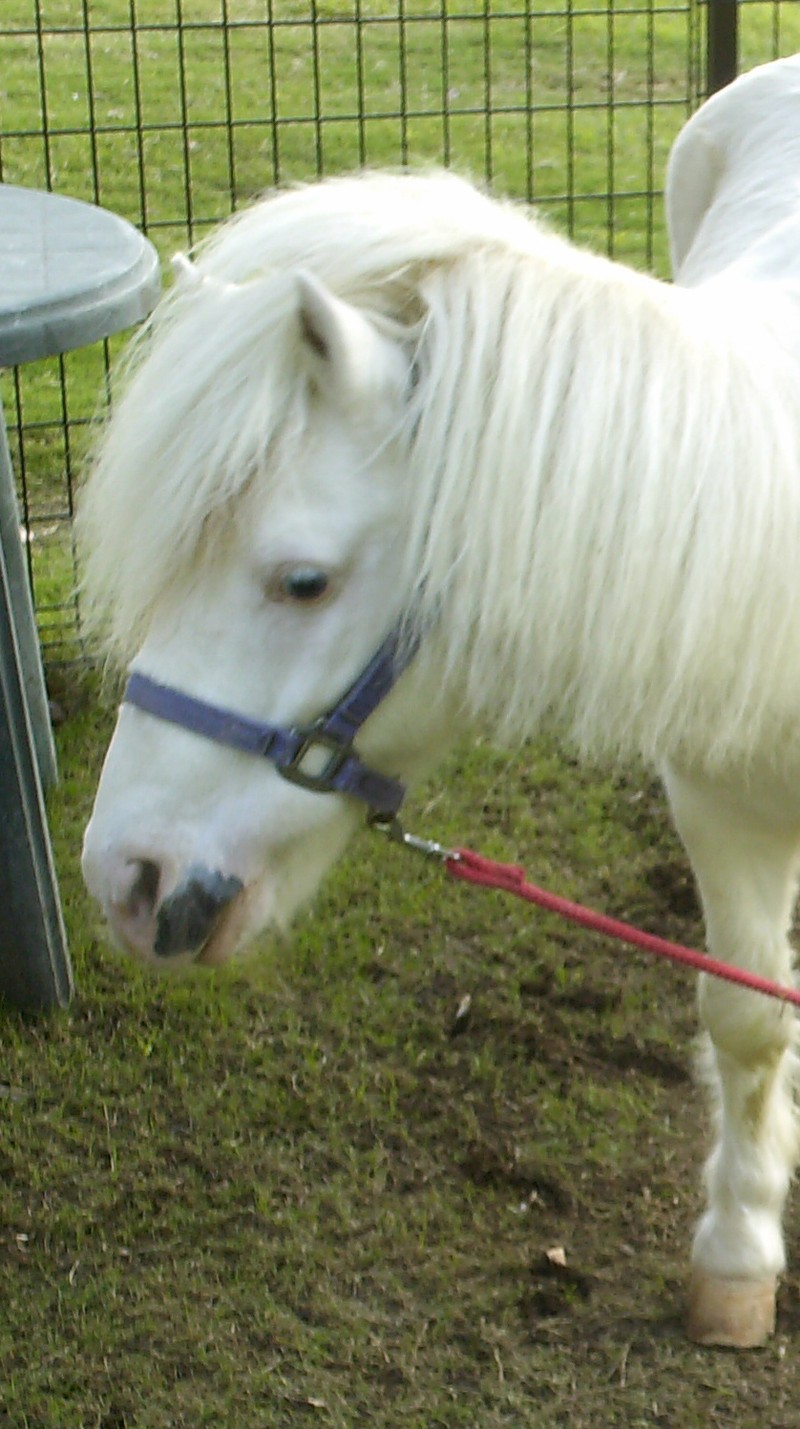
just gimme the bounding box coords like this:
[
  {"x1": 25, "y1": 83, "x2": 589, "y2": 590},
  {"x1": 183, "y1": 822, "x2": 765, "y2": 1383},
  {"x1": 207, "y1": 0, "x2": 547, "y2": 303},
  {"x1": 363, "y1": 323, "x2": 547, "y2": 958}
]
[{"x1": 154, "y1": 865, "x2": 244, "y2": 958}]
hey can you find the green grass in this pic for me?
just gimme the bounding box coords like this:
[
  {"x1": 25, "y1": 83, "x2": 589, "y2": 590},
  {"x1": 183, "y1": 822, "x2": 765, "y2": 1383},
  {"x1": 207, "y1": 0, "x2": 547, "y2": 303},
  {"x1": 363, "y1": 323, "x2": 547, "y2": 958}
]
[
  {"x1": 5, "y1": 681, "x2": 800, "y2": 1427},
  {"x1": 3, "y1": 4, "x2": 800, "y2": 1425},
  {"x1": 2, "y1": 0, "x2": 705, "y2": 259}
]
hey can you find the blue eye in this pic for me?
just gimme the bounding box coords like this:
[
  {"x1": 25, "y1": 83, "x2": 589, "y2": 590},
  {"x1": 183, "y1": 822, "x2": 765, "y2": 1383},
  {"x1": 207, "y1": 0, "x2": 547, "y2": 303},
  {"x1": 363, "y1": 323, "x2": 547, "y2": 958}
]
[{"x1": 276, "y1": 566, "x2": 331, "y2": 604}]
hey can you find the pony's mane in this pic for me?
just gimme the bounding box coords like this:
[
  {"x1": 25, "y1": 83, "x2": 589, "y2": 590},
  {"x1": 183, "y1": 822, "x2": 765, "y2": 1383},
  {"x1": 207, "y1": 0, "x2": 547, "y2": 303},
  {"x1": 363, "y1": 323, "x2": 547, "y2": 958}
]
[
  {"x1": 406, "y1": 247, "x2": 800, "y2": 765},
  {"x1": 80, "y1": 171, "x2": 800, "y2": 769}
]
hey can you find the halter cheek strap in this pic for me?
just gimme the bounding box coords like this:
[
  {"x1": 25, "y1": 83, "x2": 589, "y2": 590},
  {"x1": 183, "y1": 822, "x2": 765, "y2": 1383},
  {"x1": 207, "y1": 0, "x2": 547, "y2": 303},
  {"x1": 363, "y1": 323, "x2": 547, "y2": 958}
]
[{"x1": 122, "y1": 621, "x2": 420, "y2": 819}]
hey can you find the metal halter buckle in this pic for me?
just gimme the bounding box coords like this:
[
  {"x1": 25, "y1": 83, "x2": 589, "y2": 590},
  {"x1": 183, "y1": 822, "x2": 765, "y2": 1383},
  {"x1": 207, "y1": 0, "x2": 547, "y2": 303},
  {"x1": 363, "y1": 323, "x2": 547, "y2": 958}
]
[{"x1": 280, "y1": 723, "x2": 350, "y2": 793}]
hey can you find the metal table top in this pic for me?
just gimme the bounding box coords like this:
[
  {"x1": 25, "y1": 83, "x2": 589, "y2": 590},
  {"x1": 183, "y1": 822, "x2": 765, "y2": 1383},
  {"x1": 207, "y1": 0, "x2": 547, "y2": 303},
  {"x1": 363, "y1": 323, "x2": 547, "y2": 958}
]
[{"x1": 0, "y1": 182, "x2": 160, "y2": 366}]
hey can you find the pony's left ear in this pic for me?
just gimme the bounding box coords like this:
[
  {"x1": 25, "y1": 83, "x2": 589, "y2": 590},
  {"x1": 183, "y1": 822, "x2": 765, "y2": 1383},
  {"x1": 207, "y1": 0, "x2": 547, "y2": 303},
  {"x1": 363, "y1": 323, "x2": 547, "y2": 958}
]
[{"x1": 295, "y1": 271, "x2": 407, "y2": 408}]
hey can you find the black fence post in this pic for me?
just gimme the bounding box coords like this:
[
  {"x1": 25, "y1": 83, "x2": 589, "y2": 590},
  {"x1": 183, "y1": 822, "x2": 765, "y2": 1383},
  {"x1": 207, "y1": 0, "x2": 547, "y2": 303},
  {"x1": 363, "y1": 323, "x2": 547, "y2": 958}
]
[{"x1": 706, "y1": 0, "x2": 739, "y2": 95}]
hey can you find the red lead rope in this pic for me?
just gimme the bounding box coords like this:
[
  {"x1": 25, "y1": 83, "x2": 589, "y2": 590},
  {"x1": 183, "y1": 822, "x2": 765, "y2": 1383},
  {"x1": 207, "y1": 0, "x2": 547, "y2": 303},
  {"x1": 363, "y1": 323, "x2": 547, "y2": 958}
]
[{"x1": 446, "y1": 846, "x2": 800, "y2": 1011}]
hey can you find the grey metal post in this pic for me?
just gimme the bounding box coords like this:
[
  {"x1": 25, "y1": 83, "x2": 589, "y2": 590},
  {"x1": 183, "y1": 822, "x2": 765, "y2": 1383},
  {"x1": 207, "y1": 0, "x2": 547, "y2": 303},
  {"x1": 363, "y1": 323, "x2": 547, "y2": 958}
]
[
  {"x1": 0, "y1": 523, "x2": 72, "y2": 1011},
  {"x1": 0, "y1": 399, "x2": 58, "y2": 788}
]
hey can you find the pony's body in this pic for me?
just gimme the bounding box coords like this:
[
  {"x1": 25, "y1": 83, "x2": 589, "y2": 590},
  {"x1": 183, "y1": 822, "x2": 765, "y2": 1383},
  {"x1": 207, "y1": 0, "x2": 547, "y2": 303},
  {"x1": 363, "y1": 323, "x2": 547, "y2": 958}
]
[{"x1": 81, "y1": 57, "x2": 800, "y2": 1349}]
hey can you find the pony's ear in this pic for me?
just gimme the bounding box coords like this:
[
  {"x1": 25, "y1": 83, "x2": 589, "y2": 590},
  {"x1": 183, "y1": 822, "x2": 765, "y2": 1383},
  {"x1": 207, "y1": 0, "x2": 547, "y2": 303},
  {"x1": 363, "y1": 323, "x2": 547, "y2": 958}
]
[{"x1": 295, "y1": 271, "x2": 406, "y2": 407}]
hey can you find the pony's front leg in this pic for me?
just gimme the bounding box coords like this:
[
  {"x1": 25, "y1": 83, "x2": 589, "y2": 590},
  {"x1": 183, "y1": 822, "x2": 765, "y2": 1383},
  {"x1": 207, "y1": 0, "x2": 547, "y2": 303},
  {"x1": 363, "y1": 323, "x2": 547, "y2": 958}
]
[{"x1": 663, "y1": 766, "x2": 800, "y2": 1348}]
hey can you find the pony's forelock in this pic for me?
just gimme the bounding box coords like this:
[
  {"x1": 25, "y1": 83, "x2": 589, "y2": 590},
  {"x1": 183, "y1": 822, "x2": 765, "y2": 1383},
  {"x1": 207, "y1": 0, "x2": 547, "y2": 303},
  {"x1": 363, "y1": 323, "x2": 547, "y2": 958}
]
[{"x1": 78, "y1": 268, "x2": 306, "y2": 658}]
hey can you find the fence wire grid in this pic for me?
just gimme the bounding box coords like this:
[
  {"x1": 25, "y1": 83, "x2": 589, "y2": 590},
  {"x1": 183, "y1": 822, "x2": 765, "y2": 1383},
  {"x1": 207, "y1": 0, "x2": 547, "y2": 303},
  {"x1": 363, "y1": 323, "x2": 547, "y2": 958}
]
[{"x1": 0, "y1": 1, "x2": 798, "y2": 663}]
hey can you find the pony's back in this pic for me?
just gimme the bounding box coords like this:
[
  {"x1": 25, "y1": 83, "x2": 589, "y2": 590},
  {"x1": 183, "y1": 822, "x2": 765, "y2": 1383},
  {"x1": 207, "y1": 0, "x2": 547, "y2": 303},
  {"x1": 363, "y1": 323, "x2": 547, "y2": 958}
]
[{"x1": 667, "y1": 55, "x2": 800, "y2": 284}]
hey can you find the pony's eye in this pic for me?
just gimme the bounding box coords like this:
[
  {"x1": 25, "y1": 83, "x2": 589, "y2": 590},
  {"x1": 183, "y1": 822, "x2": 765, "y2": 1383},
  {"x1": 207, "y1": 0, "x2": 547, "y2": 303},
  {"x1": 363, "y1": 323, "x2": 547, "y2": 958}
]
[{"x1": 272, "y1": 566, "x2": 332, "y2": 605}]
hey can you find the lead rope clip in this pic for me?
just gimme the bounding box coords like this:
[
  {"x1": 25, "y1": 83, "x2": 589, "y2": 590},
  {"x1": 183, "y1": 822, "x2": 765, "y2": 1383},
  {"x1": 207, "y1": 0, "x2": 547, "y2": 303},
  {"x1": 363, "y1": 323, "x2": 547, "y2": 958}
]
[{"x1": 368, "y1": 813, "x2": 459, "y2": 863}]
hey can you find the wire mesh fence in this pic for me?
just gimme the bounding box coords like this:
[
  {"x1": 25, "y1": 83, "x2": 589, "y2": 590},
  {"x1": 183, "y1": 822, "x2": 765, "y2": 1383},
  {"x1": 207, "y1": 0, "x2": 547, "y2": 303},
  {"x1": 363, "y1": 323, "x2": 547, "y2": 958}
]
[{"x1": 1, "y1": 1, "x2": 799, "y2": 664}]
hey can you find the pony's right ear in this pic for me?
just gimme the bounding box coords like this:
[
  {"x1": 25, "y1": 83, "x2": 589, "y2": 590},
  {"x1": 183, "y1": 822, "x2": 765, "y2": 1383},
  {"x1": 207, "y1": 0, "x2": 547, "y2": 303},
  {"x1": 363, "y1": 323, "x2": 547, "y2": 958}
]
[{"x1": 295, "y1": 271, "x2": 407, "y2": 409}]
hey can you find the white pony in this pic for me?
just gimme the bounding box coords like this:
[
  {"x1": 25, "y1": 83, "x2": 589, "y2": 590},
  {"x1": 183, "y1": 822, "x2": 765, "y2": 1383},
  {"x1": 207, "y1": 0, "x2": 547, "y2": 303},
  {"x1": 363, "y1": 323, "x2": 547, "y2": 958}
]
[{"x1": 81, "y1": 57, "x2": 800, "y2": 1349}]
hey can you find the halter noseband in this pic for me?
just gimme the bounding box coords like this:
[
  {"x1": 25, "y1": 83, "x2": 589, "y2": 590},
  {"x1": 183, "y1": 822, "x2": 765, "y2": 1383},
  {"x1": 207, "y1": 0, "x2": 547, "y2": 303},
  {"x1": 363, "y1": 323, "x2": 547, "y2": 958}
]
[{"x1": 122, "y1": 621, "x2": 420, "y2": 820}]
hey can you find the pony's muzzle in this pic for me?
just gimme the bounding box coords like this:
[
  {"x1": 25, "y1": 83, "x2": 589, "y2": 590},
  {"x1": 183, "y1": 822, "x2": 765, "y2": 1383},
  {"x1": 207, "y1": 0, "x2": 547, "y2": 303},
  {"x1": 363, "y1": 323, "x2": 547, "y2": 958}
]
[
  {"x1": 82, "y1": 841, "x2": 246, "y2": 963},
  {"x1": 154, "y1": 865, "x2": 244, "y2": 959}
]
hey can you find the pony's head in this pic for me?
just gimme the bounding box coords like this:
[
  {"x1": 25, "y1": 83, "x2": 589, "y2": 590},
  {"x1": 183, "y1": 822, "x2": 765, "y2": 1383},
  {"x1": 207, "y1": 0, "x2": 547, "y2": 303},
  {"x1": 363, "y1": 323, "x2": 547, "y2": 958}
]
[
  {"x1": 81, "y1": 170, "x2": 623, "y2": 966},
  {"x1": 79, "y1": 175, "x2": 484, "y2": 967}
]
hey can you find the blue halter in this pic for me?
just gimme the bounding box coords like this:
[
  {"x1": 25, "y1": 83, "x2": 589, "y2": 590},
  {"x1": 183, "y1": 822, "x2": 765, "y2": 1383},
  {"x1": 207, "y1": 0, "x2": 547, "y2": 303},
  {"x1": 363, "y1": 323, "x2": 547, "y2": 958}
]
[{"x1": 122, "y1": 621, "x2": 420, "y2": 820}]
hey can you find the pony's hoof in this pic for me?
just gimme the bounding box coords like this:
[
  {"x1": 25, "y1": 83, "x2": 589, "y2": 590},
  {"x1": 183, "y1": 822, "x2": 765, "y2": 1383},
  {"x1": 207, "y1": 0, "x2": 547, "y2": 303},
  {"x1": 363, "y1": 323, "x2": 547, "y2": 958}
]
[{"x1": 687, "y1": 1271, "x2": 777, "y2": 1348}]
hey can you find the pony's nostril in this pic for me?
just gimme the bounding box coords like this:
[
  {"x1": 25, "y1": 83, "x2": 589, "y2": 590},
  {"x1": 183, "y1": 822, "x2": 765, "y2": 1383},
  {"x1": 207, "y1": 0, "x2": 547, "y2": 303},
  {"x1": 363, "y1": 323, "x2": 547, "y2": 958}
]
[
  {"x1": 154, "y1": 865, "x2": 244, "y2": 958},
  {"x1": 127, "y1": 859, "x2": 161, "y2": 920},
  {"x1": 104, "y1": 856, "x2": 166, "y2": 956}
]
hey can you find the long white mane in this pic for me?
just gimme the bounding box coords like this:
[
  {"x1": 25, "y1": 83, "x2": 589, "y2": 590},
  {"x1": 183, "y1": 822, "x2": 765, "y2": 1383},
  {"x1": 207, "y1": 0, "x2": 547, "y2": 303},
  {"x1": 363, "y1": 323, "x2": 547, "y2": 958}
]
[{"x1": 80, "y1": 169, "x2": 800, "y2": 772}]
